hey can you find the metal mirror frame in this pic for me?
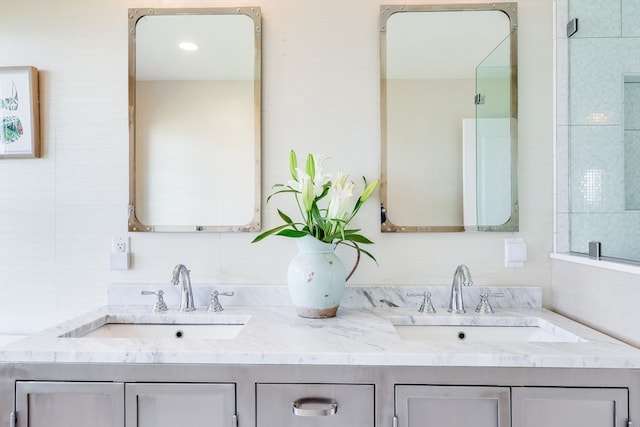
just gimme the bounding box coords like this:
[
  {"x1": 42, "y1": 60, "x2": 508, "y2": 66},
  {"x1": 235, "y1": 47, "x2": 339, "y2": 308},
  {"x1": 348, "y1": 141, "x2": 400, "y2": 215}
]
[
  {"x1": 380, "y1": 3, "x2": 518, "y2": 232},
  {"x1": 127, "y1": 7, "x2": 262, "y2": 232}
]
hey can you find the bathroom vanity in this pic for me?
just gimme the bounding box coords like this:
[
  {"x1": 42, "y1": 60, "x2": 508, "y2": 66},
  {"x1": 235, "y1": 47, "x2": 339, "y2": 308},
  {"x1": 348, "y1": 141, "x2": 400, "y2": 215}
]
[{"x1": 1, "y1": 286, "x2": 638, "y2": 427}]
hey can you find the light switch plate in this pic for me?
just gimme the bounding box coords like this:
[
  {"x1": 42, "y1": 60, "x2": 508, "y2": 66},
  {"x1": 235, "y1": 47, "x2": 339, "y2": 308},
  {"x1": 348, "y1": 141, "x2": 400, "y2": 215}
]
[{"x1": 505, "y1": 237, "x2": 527, "y2": 268}]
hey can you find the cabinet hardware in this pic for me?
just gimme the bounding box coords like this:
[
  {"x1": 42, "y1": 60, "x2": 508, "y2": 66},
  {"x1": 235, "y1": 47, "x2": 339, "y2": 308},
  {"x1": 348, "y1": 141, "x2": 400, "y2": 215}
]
[
  {"x1": 567, "y1": 17, "x2": 578, "y2": 37},
  {"x1": 9, "y1": 411, "x2": 16, "y2": 427},
  {"x1": 292, "y1": 398, "x2": 338, "y2": 416}
]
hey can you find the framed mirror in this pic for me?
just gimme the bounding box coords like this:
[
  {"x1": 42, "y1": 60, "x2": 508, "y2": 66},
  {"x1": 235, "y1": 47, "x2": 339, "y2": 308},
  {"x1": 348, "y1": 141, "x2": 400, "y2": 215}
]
[
  {"x1": 128, "y1": 7, "x2": 261, "y2": 232},
  {"x1": 380, "y1": 3, "x2": 518, "y2": 232}
]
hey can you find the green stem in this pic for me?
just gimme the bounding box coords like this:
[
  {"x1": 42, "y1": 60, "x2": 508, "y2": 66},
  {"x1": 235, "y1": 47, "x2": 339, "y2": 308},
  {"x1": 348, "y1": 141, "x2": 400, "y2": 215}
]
[{"x1": 345, "y1": 241, "x2": 361, "y2": 282}]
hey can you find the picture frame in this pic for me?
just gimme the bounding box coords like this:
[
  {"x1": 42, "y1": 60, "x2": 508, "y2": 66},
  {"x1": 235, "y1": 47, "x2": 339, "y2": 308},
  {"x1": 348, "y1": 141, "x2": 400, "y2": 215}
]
[{"x1": 0, "y1": 66, "x2": 40, "y2": 158}]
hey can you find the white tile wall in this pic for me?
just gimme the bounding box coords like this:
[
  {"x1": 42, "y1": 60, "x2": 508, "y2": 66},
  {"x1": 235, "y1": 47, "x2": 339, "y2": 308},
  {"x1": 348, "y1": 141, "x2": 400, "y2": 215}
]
[
  {"x1": 552, "y1": 0, "x2": 640, "y2": 348},
  {"x1": 1, "y1": 0, "x2": 555, "y2": 335},
  {"x1": 568, "y1": 0, "x2": 621, "y2": 38},
  {"x1": 625, "y1": 81, "x2": 640, "y2": 209},
  {"x1": 622, "y1": 0, "x2": 640, "y2": 37},
  {"x1": 551, "y1": 258, "x2": 640, "y2": 348}
]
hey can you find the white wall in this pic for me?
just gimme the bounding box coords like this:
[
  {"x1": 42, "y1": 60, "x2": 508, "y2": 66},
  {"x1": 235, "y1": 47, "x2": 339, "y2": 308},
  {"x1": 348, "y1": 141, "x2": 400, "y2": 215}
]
[
  {"x1": 551, "y1": 259, "x2": 640, "y2": 347},
  {"x1": 0, "y1": 0, "x2": 554, "y2": 335}
]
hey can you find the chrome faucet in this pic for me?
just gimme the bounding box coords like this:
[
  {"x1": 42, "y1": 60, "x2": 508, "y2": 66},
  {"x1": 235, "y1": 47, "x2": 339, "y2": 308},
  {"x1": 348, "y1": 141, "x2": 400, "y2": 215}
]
[
  {"x1": 171, "y1": 264, "x2": 196, "y2": 312},
  {"x1": 448, "y1": 264, "x2": 473, "y2": 314}
]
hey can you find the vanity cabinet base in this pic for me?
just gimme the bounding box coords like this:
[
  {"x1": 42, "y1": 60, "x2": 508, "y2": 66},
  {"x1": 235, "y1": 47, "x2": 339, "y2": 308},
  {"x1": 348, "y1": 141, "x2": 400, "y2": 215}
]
[{"x1": 2, "y1": 365, "x2": 638, "y2": 427}]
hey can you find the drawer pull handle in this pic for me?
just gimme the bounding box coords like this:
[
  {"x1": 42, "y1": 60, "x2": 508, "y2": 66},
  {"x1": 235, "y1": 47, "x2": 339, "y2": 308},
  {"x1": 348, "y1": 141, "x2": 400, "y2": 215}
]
[{"x1": 292, "y1": 398, "x2": 338, "y2": 417}]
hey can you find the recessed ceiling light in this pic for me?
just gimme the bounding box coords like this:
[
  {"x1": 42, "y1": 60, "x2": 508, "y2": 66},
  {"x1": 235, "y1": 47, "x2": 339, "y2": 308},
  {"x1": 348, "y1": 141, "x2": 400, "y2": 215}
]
[{"x1": 179, "y1": 41, "x2": 199, "y2": 51}]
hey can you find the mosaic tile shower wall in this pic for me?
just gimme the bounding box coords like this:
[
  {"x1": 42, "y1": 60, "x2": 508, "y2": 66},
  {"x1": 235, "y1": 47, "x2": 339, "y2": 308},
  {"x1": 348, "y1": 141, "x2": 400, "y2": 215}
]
[
  {"x1": 624, "y1": 75, "x2": 640, "y2": 210},
  {"x1": 558, "y1": 0, "x2": 640, "y2": 263}
]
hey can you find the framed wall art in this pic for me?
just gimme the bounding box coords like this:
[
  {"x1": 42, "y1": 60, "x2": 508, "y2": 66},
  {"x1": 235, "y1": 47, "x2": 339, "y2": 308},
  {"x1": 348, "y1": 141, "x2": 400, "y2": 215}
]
[{"x1": 0, "y1": 66, "x2": 40, "y2": 158}]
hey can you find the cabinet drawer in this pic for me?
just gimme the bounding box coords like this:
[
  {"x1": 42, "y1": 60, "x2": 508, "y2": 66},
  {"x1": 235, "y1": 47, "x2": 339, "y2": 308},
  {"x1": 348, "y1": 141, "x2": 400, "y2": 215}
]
[
  {"x1": 257, "y1": 383, "x2": 374, "y2": 427},
  {"x1": 512, "y1": 387, "x2": 629, "y2": 427},
  {"x1": 395, "y1": 385, "x2": 510, "y2": 427},
  {"x1": 125, "y1": 383, "x2": 236, "y2": 427},
  {"x1": 15, "y1": 381, "x2": 124, "y2": 427}
]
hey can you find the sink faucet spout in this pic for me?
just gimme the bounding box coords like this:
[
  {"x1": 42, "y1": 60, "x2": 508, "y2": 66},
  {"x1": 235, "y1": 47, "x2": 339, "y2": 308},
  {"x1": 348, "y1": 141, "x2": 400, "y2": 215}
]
[
  {"x1": 448, "y1": 264, "x2": 473, "y2": 314},
  {"x1": 171, "y1": 264, "x2": 196, "y2": 312}
]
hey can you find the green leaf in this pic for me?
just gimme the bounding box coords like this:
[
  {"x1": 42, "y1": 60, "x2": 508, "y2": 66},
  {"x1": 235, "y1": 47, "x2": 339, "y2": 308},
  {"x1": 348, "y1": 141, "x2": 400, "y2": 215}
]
[
  {"x1": 337, "y1": 240, "x2": 378, "y2": 265},
  {"x1": 342, "y1": 233, "x2": 374, "y2": 244},
  {"x1": 277, "y1": 229, "x2": 308, "y2": 238},
  {"x1": 357, "y1": 246, "x2": 378, "y2": 264},
  {"x1": 266, "y1": 188, "x2": 299, "y2": 204},
  {"x1": 315, "y1": 182, "x2": 331, "y2": 201},
  {"x1": 251, "y1": 224, "x2": 294, "y2": 243},
  {"x1": 277, "y1": 209, "x2": 295, "y2": 225},
  {"x1": 310, "y1": 204, "x2": 325, "y2": 227}
]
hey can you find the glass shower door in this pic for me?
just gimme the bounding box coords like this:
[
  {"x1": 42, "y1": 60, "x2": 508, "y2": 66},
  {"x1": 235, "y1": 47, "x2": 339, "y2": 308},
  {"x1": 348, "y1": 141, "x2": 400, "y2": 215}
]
[
  {"x1": 564, "y1": 0, "x2": 640, "y2": 263},
  {"x1": 475, "y1": 30, "x2": 518, "y2": 231}
]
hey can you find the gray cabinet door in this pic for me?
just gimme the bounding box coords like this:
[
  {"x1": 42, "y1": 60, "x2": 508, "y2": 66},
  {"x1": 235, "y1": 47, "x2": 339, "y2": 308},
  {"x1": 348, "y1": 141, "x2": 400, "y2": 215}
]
[
  {"x1": 125, "y1": 383, "x2": 236, "y2": 427},
  {"x1": 256, "y1": 383, "x2": 374, "y2": 427},
  {"x1": 15, "y1": 381, "x2": 124, "y2": 427},
  {"x1": 512, "y1": 387, "x2": 629, "y2": 427},
  {"x1": 395, "y1": 385, "x2": 510, "y2": 427}
]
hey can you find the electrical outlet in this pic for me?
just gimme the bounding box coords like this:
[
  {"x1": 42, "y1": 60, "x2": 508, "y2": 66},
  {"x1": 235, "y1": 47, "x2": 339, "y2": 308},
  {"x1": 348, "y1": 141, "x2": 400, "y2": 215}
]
[
  {"x1": 110, "y1": 236, "x2": 131, "y2": 270},
  {"x1": 111, "y1": 237, "x2": 130, "y2": 254}
]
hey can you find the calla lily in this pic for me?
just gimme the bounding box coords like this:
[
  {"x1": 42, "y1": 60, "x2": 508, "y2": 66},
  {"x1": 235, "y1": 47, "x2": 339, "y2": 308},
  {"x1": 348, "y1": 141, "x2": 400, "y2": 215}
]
[
  {"x1": 252, "y1": 150, "x2": 381, "y2": 270},
  {"x1": 327, "y1": 171, "x2": 355, "y2": 221},
  {"x1": 289, "y1": 150, "x2": 298, "y2": 181},
  {"x1": 360, "y1": 179, "x2": 379, "y2": 202},
  {"x1": 310, "y1": 154, "x2": 331, "y2": 193},
  {"x1": 300, "y1": 174, "x2": 314, "y2": 213},
  {"x1": 305, "y1": 153, "x2": 315, "y2": 182},
  {"x1": 332, "y1": 171, "x2": 350, "y2": 192}
]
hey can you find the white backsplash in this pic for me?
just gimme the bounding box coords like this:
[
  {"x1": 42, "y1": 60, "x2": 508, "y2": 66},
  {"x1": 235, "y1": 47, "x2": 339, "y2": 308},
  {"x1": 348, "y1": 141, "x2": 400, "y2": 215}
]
[{"x1": 108, "y1": 284, "x2": 541, "y2": 311}]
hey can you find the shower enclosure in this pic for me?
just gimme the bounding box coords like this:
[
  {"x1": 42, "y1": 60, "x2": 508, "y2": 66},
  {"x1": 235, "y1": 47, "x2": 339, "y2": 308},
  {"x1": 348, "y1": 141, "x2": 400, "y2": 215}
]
[{"x1": 559, "y1": 0, "x2": 640, "y2": 264}]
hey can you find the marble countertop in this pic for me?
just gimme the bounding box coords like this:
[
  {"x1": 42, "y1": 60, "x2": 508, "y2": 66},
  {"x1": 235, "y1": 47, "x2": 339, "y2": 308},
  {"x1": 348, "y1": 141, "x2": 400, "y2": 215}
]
[{"x1": 1, "y1": 285, "x2": 639, "y2": 368}]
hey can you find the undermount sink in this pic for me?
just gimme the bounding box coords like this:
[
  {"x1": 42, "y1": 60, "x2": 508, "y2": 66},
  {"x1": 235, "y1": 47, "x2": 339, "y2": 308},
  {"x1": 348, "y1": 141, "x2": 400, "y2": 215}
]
[
  {"x1": 61, "y1": 314, "x2": 250, "y2": 340},
  {"x1": 390, "y1": 315, "x2": 586, "y2": 343},
  {"x1": 80, "y1": 323, "x2": 245, "y2": 339}
]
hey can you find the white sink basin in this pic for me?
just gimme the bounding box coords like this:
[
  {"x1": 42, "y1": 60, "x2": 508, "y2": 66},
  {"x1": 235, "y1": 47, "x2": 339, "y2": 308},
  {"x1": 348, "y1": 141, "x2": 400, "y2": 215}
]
[
  {"x1": 80, "y1": 323, "x2": 245, "y2": 339},
  {"x1": 61, "y1": 314, "x2": 250, "y2": 340},
  {"x1": 390, "y1": 315, "x2": 586, "y2": 343}
]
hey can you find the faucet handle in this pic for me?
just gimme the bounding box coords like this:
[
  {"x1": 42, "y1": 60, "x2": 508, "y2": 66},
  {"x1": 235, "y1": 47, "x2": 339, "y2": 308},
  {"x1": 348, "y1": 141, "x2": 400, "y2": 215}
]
[
  {"x1": 475, "y1": 288, "x2": 504, "y2": 313},
  {"x1": 407, "y1": 291, "x2": 436, "y2": 314},
  {"x1": 208, "y1": 290, "x2": 234, "y2": 312},
  {"x1": 141, "y1": 290, "x2": 169, "y2": 313}
]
